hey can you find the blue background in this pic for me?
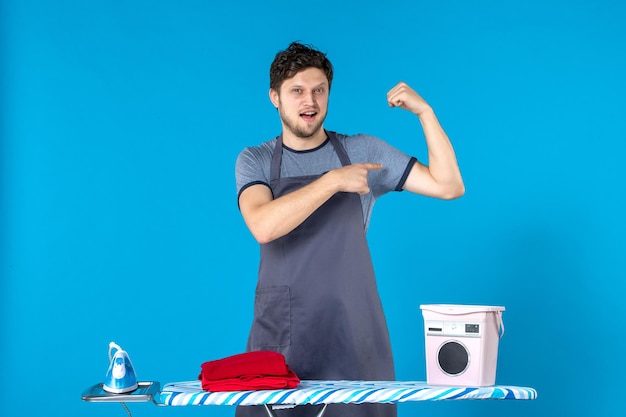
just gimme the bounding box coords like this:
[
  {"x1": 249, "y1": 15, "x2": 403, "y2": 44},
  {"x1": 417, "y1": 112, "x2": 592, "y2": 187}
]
[{"x1": 2, "y1": 0, "x2": 624, "y2": 416}]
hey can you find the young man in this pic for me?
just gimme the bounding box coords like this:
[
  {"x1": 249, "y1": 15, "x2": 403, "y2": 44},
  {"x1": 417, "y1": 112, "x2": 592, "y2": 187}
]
[{"x1": 235, "y1": 42, "x2": 464, "y2": 417}]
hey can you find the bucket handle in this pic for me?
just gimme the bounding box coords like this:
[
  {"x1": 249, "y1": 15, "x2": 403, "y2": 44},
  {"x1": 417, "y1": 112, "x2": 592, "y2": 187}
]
[{"x1": 496, "y1": 311, "x2": 505, "y2": 338}]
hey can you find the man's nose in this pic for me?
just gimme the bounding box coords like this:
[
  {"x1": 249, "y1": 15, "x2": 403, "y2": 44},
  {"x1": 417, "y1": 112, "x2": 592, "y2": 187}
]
[{"x1": 302, "y1": 91, "x2": 316, "y2": 105}]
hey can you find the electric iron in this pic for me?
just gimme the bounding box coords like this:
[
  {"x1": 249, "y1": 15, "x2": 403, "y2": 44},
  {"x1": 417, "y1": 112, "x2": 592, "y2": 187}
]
[{"x1": 103, "y1": 341, "x2": 138, "y2": 394}]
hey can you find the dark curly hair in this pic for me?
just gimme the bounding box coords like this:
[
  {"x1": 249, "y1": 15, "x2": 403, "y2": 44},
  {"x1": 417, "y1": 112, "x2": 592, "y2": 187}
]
[{"x1": 269, "y1": 42, "x2": 334, "y2": 92}]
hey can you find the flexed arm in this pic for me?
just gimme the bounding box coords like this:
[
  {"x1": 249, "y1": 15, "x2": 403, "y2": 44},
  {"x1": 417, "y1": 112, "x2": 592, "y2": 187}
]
[
  {"x1": 239, "y1": 163, "x2": 382, "y2": 244},
  {"x1": 387, "y1": 82, "x2": 465, "y2": 200}
]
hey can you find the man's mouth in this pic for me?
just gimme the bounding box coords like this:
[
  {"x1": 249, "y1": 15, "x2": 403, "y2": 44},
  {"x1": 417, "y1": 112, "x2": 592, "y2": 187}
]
[{"x1": 300, "y1": 111, "x2": 317, "y2": 122}]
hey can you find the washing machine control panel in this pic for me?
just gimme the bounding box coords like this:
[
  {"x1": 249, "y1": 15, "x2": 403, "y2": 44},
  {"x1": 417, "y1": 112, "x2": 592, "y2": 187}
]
[{"x1": 425, "y1": 320, "x2": 482, "y2": 337}]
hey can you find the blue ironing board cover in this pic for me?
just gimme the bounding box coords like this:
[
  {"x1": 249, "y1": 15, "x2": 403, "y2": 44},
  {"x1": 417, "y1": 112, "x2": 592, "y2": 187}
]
[{"x1": 158, "y1": 380, "x2": 537, "y2": 406}]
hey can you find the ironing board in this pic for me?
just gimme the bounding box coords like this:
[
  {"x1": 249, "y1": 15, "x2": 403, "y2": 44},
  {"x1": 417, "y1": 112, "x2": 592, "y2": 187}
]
[{"x1": 83, "y1": 379, "x2": 537, "y2": 416}]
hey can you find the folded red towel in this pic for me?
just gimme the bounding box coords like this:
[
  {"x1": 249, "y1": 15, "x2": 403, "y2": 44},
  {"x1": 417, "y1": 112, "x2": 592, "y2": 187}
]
[
  {"x1": 199, "y1": 350, "x2": 292, "y2": 381},
  {"x1": 201, "y1": 371, "x2": 301, "y2": 392},
  {"x1": 198, "y1": 351, "x2": 300, "y2": 392}
]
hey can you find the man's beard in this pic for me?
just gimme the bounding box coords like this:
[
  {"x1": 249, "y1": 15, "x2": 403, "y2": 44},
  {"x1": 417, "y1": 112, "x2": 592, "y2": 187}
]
[{"x1": 279, "y1": 109, "x2": 326, "y2": 139}]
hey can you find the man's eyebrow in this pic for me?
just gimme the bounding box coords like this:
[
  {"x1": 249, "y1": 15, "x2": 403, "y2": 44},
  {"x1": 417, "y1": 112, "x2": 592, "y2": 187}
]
[{"x1": 288, "y1": 82, "x2": 328, "y2": 88}]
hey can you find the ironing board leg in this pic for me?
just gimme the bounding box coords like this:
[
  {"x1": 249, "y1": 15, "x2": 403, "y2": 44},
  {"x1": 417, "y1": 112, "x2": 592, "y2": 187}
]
[
  {"x1": 262, "y1": 404, "x2": 328, "y2": 417},
  {"x1": 315, "y1": 404, "x2": 328, "y2": 417},
  {"x1": 262, "y1": 404, "x2": 278, "y2": 417}
]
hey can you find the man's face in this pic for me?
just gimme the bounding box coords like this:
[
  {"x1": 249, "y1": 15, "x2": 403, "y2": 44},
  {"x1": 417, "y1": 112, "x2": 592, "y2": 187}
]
[{"x1": 270, "y1": 67, "x2": 329, "y2": 141}]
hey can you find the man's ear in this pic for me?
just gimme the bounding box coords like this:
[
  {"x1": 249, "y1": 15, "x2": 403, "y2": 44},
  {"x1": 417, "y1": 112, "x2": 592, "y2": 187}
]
[{"x1": 269, "y1": 88, "x2": 279, "y2": 108}]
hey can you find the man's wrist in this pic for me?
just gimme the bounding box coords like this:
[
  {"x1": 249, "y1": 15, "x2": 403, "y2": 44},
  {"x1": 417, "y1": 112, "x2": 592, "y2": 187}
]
[{"x1": 417, "y1": 107, "x2": 436, "y2": 121}]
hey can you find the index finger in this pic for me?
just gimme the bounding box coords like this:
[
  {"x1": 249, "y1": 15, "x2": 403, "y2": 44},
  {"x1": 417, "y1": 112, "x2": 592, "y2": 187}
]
[{"x1": 362, "y1": 162, "x2": 383, "y2": 171}]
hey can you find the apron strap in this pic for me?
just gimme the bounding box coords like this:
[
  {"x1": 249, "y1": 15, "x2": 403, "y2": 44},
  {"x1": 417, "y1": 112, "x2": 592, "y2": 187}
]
[{"x1": 270, "y1": 131, "x2": 351, "y2": 182}]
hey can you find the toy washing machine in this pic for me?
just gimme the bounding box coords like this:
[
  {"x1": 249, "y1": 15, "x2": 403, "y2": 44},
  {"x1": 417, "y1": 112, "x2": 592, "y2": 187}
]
[{"x1": 420, "y1": 304, "x2": 505, "y2": 387}]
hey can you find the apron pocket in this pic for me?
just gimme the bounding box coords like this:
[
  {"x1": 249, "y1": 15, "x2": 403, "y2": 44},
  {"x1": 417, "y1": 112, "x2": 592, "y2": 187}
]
[{"x1": 250, "y1": 286, "x2": 291, "y2": 349}]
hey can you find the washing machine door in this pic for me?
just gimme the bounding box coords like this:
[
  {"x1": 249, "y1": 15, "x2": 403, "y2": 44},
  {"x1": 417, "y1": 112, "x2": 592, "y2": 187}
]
[{"x1": 438, "y1": 340, "x2": 470, "y2": 376}]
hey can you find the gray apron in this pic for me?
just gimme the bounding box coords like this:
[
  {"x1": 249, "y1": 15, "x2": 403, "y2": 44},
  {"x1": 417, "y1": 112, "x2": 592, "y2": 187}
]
[{"x1": 237, "y1": 132, "x2": 396, "y2": 417}]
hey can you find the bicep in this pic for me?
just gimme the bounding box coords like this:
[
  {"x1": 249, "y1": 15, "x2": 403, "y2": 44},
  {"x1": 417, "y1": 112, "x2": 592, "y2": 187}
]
[
  {"x1": 238, "y1": 184, "x2": 274, "y2": 221},
  {"x1": 402, "y1": 161, "x2": 447, "y2": 198}
]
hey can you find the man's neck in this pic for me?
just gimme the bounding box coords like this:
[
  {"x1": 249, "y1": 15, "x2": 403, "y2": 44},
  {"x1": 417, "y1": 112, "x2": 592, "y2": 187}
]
[{"x1": 282, "y1": 129, "x2": 328, "y2": 151}]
